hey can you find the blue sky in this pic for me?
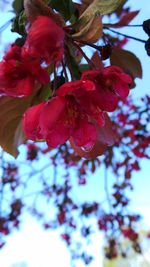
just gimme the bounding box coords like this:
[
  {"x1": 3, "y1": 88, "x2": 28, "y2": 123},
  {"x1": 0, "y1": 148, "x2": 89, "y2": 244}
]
[{"x1": 0, "y1": 1, "x2": 150, "y2": 266}]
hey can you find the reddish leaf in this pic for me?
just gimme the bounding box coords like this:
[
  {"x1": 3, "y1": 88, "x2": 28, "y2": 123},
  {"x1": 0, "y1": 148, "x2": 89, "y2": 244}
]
[
  {"x1": 91, "y1": 51, "x2": 104, "y2": 69},
  {"x1": 0, "y1": 96, "x2": 31, "y2": 157},
  {"x1": 110, "y1": 47, "x2": 142, "y2": 87},
  {"x1": 105, "y1": 11, "x2": 139, "y2": 28},
  {"x1": 82, "y1": 0, "x2": 92, "y2": 5},
  {"x1": 0, "y1": 83, "x2": 48, "y2": 157},
  {"x1": 24, "y1": 0, "x2": 64, "y2": 26}
]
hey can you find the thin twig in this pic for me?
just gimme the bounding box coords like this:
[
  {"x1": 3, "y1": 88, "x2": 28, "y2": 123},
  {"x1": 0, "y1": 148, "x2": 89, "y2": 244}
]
[
  {"x1": 117, "y1": 24, "x2": 143, "y2": 27},
  {"x1": 61, "y1": 59, "x2": 69, "y2": 82},
  {"x1": 104, "y1": 23, "x2": 143, "y2": 28},
  {"x1": 78, "y1": 40, "x2": 100, "y2": 50},
  {"x1": 73, "y1": 41, "x2": 96, "y2": 69},
  {"x1": 0, "y1": 19, "x2": 12, "y2": 33},
  {"x1": 104, "y1": 27, "x2": 146, "y2": 43}
]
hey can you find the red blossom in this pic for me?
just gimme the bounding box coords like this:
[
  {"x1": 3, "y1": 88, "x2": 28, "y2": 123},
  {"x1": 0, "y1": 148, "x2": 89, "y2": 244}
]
[
  {"x1": 23, "y1": 16, "x2": 64, "y2": 64},
  {"x1": 122, "y1": 228, "x2": 138, "y2": 241},
  {"x1": 0, "y1": 45, "x2": 49, "y2": 97},
  {"x1": 23, "y1": 79, "x2": 106, "y2": 149},
  {"x1": 98, "y1": 219, "x2": 107, "y2": 231},
  {"x1": 82, "y1": 66, "x2": 132, "y2": 112},
  {"x1": 27, "y1": 143, "x2": 38, "y2": 160},
  {"x1": 23, "y1": 67, "x2": 131, "y2": 150},
  {"x1": 61, "y1": 233, "x2": 71, "y2": 244},
  {"x1": 58, "y1": 211, "x2": 66, "y2": 225},
  {"x1": 147, "y1": 232, "x2": 150, "y2": 239}
]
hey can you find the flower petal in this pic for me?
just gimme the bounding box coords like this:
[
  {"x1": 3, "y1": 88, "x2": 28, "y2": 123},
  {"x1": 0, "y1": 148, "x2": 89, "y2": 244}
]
[
  {"x1": 71, "y1": 119, "x2": 97, "y2": 149},
  {"x1": 24, "y1": 16, "x2": 64, "y2": 64},
  {"x1": 39, "y1": 96, "x2": 66, "y2": 137},
  {"x1": 46, "y1": 122, "x2": 70, "y2": 148},
  {"x1": 57, "y1": 80, "x2": 95, "y2": 97},
  {"x1": 23, "y1": 102, "x2": 44, "y2": 140}
]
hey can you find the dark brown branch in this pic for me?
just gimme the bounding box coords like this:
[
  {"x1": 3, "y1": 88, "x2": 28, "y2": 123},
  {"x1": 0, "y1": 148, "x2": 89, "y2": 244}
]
[{"x1": 104, "y1": 27, "x2": 146, "y2": 43}]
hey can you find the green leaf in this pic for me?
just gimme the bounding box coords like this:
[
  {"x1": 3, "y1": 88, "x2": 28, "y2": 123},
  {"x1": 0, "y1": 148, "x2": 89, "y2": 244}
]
[
  {"x1": 12, "y1": 0, "x2": 24, "y2": 14},
  {"x1": 72, "y1": 15, "x2": 103, "y2": 43},
  {"x1": 76, "y1": 0, "x2": 125, "y2": 28},
  {"x1": 11, "y1": 11, "x2": 27, "y2": 36},
  {"x1": 79, "y1": 64, "x2": 90, "y2": 72},
  {"x1": 50, "y1": 0, "x2": 75, "y2": 21}
]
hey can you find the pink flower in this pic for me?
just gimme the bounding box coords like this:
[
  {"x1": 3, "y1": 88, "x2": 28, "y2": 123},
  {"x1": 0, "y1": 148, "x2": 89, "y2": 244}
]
[
  {"x1": 82, "y1": 66, "x2": 132, "y2": 112},
  {"x1": 23, "y1": 16, "x2": 64, "y2": 64},
  {"x1": 23, "y1": 80, "x2": 105, "y2": 149},
  {"x1": 0, "y1": 45, "x2": 49, "y2": 97}
]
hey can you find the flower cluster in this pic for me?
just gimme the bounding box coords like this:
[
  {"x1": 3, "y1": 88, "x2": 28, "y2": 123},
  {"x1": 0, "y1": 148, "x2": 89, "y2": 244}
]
[
  {"x1": 0, "y1": 44, "x2": 49, "y2": 97},
  {"x1": 0, "y1": 14, "x2": 132, "y2": 152},
  {"x1": 23, "y1": 66, "x2": 131, "y2": 149},
  {"x1": 0, "y1": 16, "x2": 64, "y2": 97},
  {"x1": 23, "y1": 16, "x2": 64, "y2": 64}
]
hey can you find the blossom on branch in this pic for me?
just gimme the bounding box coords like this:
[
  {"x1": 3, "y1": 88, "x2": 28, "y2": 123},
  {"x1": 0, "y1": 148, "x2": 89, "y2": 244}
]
[
  {"x1": 23, "y1": 16, "x2": 64, "y2": 64},
  {"x1": 23, "y1": 79, "x2": 105, "y2": 149},
  {"x1": 82, "y1": 66, "x2": 132, "y2": 112},
  {"x1": 0, "y1": 45, "x2": 49, "y2": 97},
  {"x1": 23, "y1": 66, "x2": 131, "y2": 150}
]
